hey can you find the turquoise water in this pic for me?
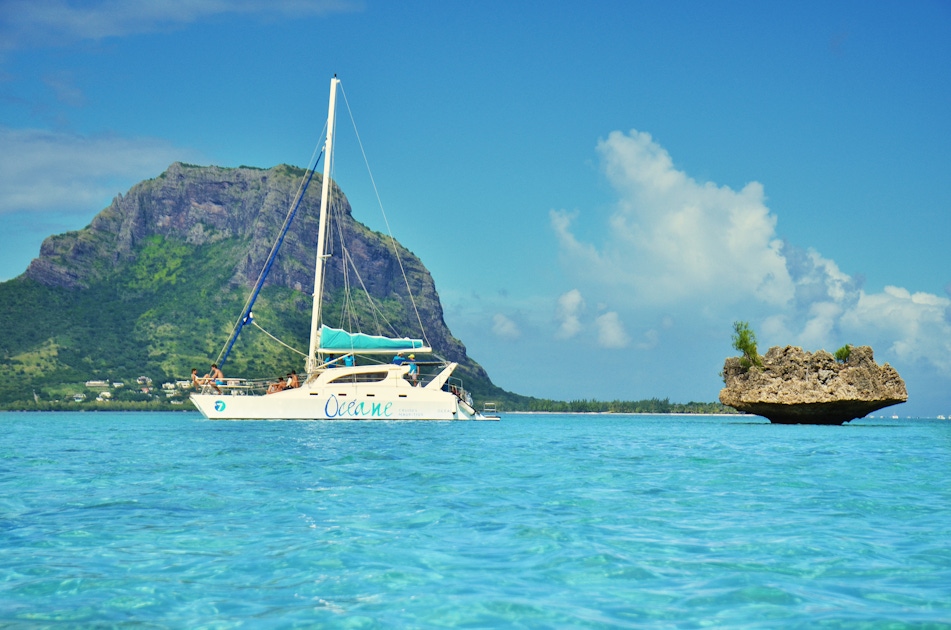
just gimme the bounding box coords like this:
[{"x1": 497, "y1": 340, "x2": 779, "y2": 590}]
[{"x1": 2, "y1": 412, "x2": 950, "y2": 628}]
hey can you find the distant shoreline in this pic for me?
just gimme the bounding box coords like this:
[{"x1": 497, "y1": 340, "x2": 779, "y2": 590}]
[{"x1": 502, "y1": 411, "x2": 743, "y2": 416}]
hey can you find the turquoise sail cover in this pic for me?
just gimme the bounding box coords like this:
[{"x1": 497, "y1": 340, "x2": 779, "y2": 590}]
[{"x1": 319, "y1": 325, "x2": 425, "y2": 351}]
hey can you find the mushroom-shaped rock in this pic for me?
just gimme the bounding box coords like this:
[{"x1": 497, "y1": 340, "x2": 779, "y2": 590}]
[{"x1": 719, "y1": 345, "x2": 907, "y2": 425}]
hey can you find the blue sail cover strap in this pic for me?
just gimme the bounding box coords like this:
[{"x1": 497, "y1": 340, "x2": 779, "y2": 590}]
[
  {"x1": 219, "y1": 158, "x2": 322, "y2": 369},
  {"x1": 318, "y1": 325, "x2": 425, "y2": 352}
]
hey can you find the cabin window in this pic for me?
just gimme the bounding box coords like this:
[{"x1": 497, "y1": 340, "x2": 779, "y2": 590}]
[{"x1": 328, "y1": 371, "x2": 388, "y2": 385}]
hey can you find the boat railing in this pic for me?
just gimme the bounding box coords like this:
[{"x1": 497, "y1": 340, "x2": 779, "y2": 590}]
[
  {"x1": 194, "y1": 357, "x2": 462, "y2": 396},
  {"x1": 195, "y1": 378, "x2": 269, "y2": 396},
  {"x1": 444, "y1": 376, "x2": 474, "y2": 405}
]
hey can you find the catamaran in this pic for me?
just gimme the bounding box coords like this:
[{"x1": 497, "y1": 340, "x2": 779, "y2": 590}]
[{"x1": 191, "y1": 77, "x2": 498, "y2": 421}]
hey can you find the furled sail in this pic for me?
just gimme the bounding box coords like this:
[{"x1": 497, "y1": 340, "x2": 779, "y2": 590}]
[{"x1": 317, "y1": 325, "x2": 428, "y2": 353}]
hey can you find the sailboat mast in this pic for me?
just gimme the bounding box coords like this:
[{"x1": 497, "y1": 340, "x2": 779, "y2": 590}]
[{"x1": 307, "y1": 76, "x2": 340, "y2": 373}]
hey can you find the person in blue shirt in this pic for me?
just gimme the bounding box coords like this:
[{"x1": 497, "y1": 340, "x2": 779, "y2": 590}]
[{"x1": 407, "y1": 353, "x2": 418, "y2": 385}]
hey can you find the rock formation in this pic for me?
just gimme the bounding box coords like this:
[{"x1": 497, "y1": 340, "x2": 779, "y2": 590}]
[
  {"x1": 13, "y1": 163, "x2": 491, "y2": 385},
  {"x1": 719, "y1": 345, "x2": 907, "y2": 424},
  {"x1": 28, "y1": 163, "x2": 354, "y2": 292}
]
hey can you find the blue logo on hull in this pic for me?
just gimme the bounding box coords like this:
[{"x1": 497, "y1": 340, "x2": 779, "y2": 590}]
[{"x1": 214, "y1": 400, "x2": 226, "y2": 412}]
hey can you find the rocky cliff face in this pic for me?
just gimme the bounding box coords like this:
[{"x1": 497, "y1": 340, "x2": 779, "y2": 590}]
[
  {"x1": 29, "y1": 163, "x2": 334, "y2": 290},
  {"x1": 23, "y1": 162, "x2": 479, "y2": 372},
  {"x1": 719, "y1": 345, "x2": 908, "y2": 424}
]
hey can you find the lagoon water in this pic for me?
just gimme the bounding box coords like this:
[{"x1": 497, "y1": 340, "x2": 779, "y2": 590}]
[{"x1": 2, "y1": 412, "x2": 950, "y2": 628}]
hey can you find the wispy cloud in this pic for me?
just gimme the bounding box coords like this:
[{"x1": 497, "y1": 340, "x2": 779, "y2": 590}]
[
  {"x1": 492, "y1": 313, "x2": 521, "y2": 340},
  {"x1": 553, "y1": 128, "x2": 951, "y2": 379},
  {"x1": 0, "y1": 126, "x2": 197, "y2": 215},
  {"x1": 636, "y1": 328, "x2": 660, "y2": 351},
  {"x1": 43, "y1": 72, "x2": 86, "y2": 107},
  {"x1": 0, "y1": 0, "x2": 361, "y2": 51}
]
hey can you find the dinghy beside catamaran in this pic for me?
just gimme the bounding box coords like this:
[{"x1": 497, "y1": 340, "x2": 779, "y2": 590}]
[{"x1": 191, "y1": 77, "x2": 497, "y2": 421}]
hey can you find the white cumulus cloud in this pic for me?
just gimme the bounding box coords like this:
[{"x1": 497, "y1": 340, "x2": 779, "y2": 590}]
[
  {"x1": 552, "y1": 127, "x2": 951, "y2": 384},
  {"x1": 595, "y1": 311, "x2": 630, "y2": 349},
  {"x1": 552, "y1": 129, "x2": 793, "y2": 307},
  {"x1": 841, "y1": 286, "x2": 951, "y2": 373},
  {"x1": 555, "y1": 289, "x2": 585, "y2": 339}
]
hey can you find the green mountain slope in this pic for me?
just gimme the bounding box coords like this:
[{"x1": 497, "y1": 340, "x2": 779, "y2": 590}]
[{"x1": 0, "y1": 163, "x2": 511, "y2": 408}]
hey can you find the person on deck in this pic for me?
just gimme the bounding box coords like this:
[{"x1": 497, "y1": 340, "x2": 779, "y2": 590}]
[
  {"x1": 392, "y1": 353, "x2": 405, "y2": 366},
  {"x1": 191, "y1": 368, "x2": 204, "y2": 390},
  {"x1": 408, "y1": 354, "x2": 418, "y2": 386},
  {"x1": 267, "y1": 377, "x2": 286, "y2": 394},
  {"x1": 287, "y1": 371, "x2": 299, "y2": 388},
  {"x1": 206, "y1": 364, "x2": 224, "y2": 394}
]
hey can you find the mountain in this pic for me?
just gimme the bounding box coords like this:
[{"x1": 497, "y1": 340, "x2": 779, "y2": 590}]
[{"x1": 0, "y1": 163, "x2": 510, "y2": 408}]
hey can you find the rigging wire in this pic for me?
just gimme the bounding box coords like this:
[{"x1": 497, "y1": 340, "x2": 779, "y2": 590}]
[
  {"x1": 313, "y1": 106, "x2": 338, "y2": 355},
  {"x1": 341, "y1": 243, "x2": 398, "y2": 337},
  {"x1": 327, "y1": 189, "x2": 392, "y2": 339},
  {"x1": 215, "y1": 125, "x2": 327, "y2": 369},
  {"x1": 249, "y1": 318, "x2": 307, "y2": 357},
  {"x1": 338, "y1": 83, "x2": 432, "y2": 350},
  {"x1": 212, "y1": 79, "x2": 434, "y2": 369},
  {"x1": 323, "y1": 97, "x2": 402, "y2": 348}
]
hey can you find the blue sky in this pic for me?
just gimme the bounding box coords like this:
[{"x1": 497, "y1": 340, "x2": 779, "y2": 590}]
[{"x1": 1, "y1": 0, "x2": 949, "y2": 415}]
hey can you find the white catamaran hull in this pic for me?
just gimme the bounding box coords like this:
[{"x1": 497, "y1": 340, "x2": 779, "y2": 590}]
[
  {"x1": 191, "y1": 388, "x2": 483, "y2": 421},
  {"x1": 191, "y1": 363, "x2": 495, "y2": 421}
]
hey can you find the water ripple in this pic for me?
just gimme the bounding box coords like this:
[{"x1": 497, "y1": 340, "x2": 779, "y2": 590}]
[{"x1": 1, "y1": 412, "x2": 949, "y2": 627}]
